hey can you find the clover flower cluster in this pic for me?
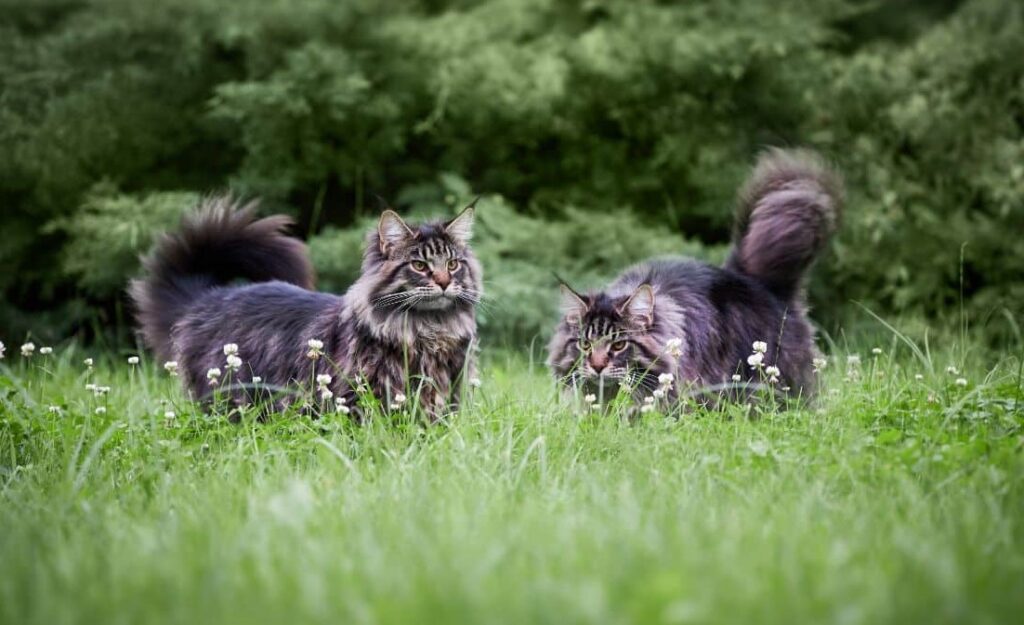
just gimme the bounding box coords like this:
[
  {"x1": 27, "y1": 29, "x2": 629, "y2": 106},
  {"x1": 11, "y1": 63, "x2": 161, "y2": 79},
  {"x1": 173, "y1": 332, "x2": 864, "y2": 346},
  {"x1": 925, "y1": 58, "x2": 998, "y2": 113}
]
[
  {"x1": 746, "y1": 341, "x2": 782, "y2": 384},
  {"x1": 316, "y1": 373, "x2": 333, "y2": 400},
  {"x1": 306, "y1": 339, "x2": 324, "y2": 360},
  {"x1": 583, "y1": 393, "x2": 599, "y2": 411},
  {"x1": 639, "y1": 372, "x2": 675, "y2": 413}
]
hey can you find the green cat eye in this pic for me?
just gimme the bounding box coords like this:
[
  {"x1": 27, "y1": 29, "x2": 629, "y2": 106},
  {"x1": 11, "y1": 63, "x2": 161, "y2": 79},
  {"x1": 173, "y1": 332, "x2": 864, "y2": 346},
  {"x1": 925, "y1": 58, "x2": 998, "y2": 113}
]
[
  {"x1": 410, "y1": 260, "x2": 428, "y2": 272},
  {"x1": 610, "y1": 340, "x2": 628, "y2": 352},
  {"x1": 447, "y1": 259, "x2": 460, "y2": 271}
]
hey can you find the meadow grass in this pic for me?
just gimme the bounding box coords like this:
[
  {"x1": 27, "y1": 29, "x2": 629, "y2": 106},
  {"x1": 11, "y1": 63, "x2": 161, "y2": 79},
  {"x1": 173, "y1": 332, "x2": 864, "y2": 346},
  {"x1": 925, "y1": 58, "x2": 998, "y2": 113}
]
[{"x1": 1, "y1": 339, "x2": 1022, "y2": 625}]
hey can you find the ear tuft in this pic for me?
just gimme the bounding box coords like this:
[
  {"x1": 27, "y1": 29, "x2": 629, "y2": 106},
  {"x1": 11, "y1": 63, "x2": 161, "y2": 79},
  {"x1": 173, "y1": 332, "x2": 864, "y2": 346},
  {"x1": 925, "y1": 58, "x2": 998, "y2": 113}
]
[
  {"x1": 559, "y1": 284, "x2": 588, "y2": 320},
  {"x1": 445, "y1": 204, "x2": 475, "y2": 244},
  {"x1": 378, "y1": 210, "x2": 413, "y2": 253},
  {"x1": 620, "y1": 284, "x2": 655, "y2": 326}
]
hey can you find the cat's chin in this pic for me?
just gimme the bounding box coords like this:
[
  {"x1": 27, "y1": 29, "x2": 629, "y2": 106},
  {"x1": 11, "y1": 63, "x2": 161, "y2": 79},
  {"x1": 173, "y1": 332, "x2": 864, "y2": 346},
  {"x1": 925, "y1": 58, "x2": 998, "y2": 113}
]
[{"x1": 412, "y1": 295, "x2": 456, "y2": 311}]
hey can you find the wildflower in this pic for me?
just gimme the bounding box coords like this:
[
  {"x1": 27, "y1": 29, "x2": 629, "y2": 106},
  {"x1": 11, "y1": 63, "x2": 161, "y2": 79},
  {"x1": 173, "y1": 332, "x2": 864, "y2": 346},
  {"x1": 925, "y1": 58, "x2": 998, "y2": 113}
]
[
  {"x1": 127, "y1": 356, "x2": 139, "y2": 365},
  {"x1": 48, "y1": 405, "x2": 61, "y2": 414},
  {"x1": 85, "y1": 383, "x2": 97, "y2": 392},
  {"x1": 21, "y1": 342, "x2": 35, "y2": 357},
  {"x1": 847, "y1": 355, "x2": 861, "y2": 366},
  {"x1": 336, "y1": 396, "x2": 347, "y2": 405},
  {"x1": 747, "y1": 352, "x2": 764, "y2": 368},
  {"x1": 653, "y1": 388, "x2": 666, "y2": 399},
  {"x1": 752, "y1": 341, "x2": 768, "y2": 354},
  {"x1": 93, "y1": 385, "x2": 111, "y2": 397},
  {"x1": 225, "y1": 354, "x2": 242, "y2": 371},
  {"x1": 664, "y1": 338, "x2": 683, "y2": 358},
  {"x1": 955, "y1": 378, "x2": 968, "y2": 387},
  {"x1": 731, "y1": 374, "x2": 742, "y2": 382},
  {"x1": 337, "y1": 404, "x2": 351, "y2": 415},
  {"x1": 393, "y1": 392, "x2": 407, "y2": 405},
  {"x1": 223, "y1": 343, "x2": 239, "y2": 357},
  {"x1": 871, "y1": 347, "x2": 883, "y2": 356},
  {"x1": 316, "y1": 374, "x2": 332, "y2": 387},
  {"x1": 945, "y1": 365, "x2": 959, "y2": 375},
  {"x1": 39, "y1": 346, "x2": 53, "y2": 355},
  {"x1": 251, "y1": 376, "x2": 263, "y2": 384},
  {"x1": 590, "y1": 403, "x2": 601, "y2": 411},
  {"x1": 914, "y1": 374, "x2": 924, "y2": 381},
  {"x1": 765, "y1": 365, "x2": 780, "y2": 384},
  {"x1": 320, "y1": 388, "x2": 334, "y2": 400},
  {"x1": 468, "y1": 377, "x2": 483, "y2": 388},
  {"x1": 207, "y1": 367, "x2": 222, "y2": 385},
  {"x1": 84, "y1": 357, "x2": 94, "y2": 368},
  {"x1": 164, "y1": 410, "x2": 176, "y2": 420},
  {"x1": 163, "y1": 361, "x2": 179, "y2": 376},
  {"x1": 812, "y1": 357, "x2": 827, "y2": 373},
  {"x1": 643, "y1": 396, "x2": 655, "y2": 405},
  {"x1": 584, "y1": 393, "x2": 597, "y2": 404},
  {"x1": 95, "y1": 406, "x2": 107, "y2": 415},
  {"x1": 0, "y1": 340, "x2": 5, "y2": 359},
  {"x1": 781, "y1": 386, "x2": 791, "y2": 392},
  {"x1": 657, "y1": 372, "x2": 674, "y2": 388},
  {"x1": 306, "y1": 339, "x2": 324, "y2": 360},
  {"x1": 640, "y1": 404, "x2": 655, "y2": 414}
]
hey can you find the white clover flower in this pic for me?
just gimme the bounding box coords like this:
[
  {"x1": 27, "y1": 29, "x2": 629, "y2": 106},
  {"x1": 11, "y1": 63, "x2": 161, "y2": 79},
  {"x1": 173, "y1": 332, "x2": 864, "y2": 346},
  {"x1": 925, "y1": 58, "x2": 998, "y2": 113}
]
[
  {"x1": 955, "y1": 377, "x2": 968, "y2": 387},
  {"x1": 945, "y1": 365, "x2": 959, "y2": 375},
  {"x1": 164, "y1": 410, "x2": 176, "y2": 419},
  {"x1": 251, "y1": 376, "x2": 263, "y2": 384},
  {"x1": 583, "y1": 393, "x2": 597, "y2": 404},
  {"x1": 657, "y1": 372, "x2": 674, "y2": 387},
  {"x1": 664, "y1": 338, "x2": 683, "y2": 358},
  {"x1": 21, "y1": 342, "x2": 35, "y2": 357},
  {"x1": 764, "y1": 365, "x2": 781, "y2": 377},
  {"x1": 591, "y1": 403, "x2": 601, "y2": 411},
  {"x1": 812, "y1": 357, "x2": 827, "y2": 372},
  {"x1": 320, "y1": 388, "x2": 334, "y2": 400},
  {"x1": 225, "y1": 354, "x2": 242, "y2": 371},
  {"x1": 95, "y1": 406, "x2": 107, "y2": 415},
  {"x1": 127, "y1": 356, "x2": 139, "y2": 365},
  {"x1": 85, "y1": 383, "x2": 97, "y2": 392},
  {"x1": 871, "y1": 347, "x2": 883, "y2": 356},
  {"x1": 335, "y1": 396, "x2": 347, "y2": 405},
  {"x1": 752, "y1": 341, "x2": 768, "y2": 354},
  {"x1": 84, "y1": 357, "x2": 94, "y2": 368},
  {"x1": 337, "y1": 405, "x2": 351, "y2": 415},
  {"x1": 0, "y1": 340, "x2": 5, "y2": 359},
  {"x1": 781, "y1": 386, "x2": 791, "y2": 392},
  {"x1": 747, "y1": 352, "x2": 764, "y2": 368},
  {"x1": 643, "y1": 396, "x2": 655, "y2": 405},
  {"x1": 640, "y1": 404, "x2": 655, "y2": 414},
  {"x1": 468, "y1": 377, "x2": 483, "y2": 388},
  {"x1": 731, "y1": 374, "x2": 742, "y2": 382},
  {"x1": 48, "y1": 405, "x2": 61, "y2": 414},
  {"x1": 163, "y1": 360, "x2": 178, "y2": 376},
  {"x1": 39, "y1": 346, "x2": 53, "y2": 355},
  {"x1": 207, "y1": 368, "x2": 222, "y2": 385},
  {"x1": 223, "y1": 343, "x2": 239, "y2": 356},
  {"x1": 393, "y1": 392, "x2": 407, "y2": 405},
  {"x1": 93, "y1": 385, "x2": 111, "y2": 397},
  {"x1": 306, "y1": 339, "x2": 325, "y2": 359},
  {"x1": 847, "y1": 355, "x2": 861, "y2": 366},
  {"x1": 914, "y1": 373, "x2": 924, "y2": 381},
  {"x1": 316, "y1": 374, "x2": 332, "y2": 387},
  {"x1": 653, "y1": 388, "x2": 667, "y2": 399}
]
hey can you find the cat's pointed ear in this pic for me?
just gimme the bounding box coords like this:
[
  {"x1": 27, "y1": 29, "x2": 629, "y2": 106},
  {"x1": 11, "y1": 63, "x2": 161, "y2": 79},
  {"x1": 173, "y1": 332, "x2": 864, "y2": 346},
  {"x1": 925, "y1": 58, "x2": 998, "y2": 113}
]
[
  {"x1": 378, "y1": 210, "x2": 414, "y2": 254},
  {"x1": 619, "y1": 284, "x2": 655, "y2": 327},
  {"x1": 444, "y1": 197, "x2": 478, "y2": 244},
  {"x1": 559, "y1": 283, "x2": 588, "y2": 321}
]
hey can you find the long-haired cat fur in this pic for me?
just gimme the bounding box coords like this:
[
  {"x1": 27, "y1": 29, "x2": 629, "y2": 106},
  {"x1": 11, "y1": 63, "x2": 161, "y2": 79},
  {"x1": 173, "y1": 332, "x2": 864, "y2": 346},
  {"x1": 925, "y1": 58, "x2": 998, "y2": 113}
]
[
  {"x1": 131, "y1": 197, "x2": 482, "y2": 419},
  {"x1": 547, "y1": 148, "x2": 843, "y2": 406}
]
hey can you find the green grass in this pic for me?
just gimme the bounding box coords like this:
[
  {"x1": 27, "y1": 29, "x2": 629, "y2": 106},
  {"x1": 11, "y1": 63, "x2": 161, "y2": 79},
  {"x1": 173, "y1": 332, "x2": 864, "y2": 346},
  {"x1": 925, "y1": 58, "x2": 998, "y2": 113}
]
[{"x1": 1, "y1": 340, "x2": 1022, "y2": 625}]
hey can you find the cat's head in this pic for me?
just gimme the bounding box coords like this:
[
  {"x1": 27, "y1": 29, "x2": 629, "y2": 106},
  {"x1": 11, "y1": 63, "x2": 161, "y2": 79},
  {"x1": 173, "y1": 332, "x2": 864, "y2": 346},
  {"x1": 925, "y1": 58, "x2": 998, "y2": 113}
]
[
  {"x1": 360, "y1": 200, "x2": 482, "y2": 315},
  {"x1": 547, "y1": 282, "x2": 673, "y2": 397}
]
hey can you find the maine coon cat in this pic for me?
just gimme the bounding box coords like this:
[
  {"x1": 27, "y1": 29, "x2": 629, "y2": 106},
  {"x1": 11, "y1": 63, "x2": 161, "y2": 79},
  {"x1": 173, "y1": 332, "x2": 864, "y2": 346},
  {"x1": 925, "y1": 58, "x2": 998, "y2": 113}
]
[
  {"x1": 547, "y1": 148, "x2": 843, "y2": 406},
  {"x1": 131, "y1": 196, "x2": 482, "y2": 419}
]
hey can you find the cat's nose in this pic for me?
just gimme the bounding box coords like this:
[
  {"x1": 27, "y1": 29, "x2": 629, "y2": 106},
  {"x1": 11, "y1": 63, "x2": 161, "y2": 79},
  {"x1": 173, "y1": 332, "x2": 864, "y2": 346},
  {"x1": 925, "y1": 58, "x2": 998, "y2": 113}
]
[
  {"x1": 589, "y1": 353, "x2": 608, "y2": 373},
  {"x1": 432, "y1": 271, "x2": 451, "y2": 290}
]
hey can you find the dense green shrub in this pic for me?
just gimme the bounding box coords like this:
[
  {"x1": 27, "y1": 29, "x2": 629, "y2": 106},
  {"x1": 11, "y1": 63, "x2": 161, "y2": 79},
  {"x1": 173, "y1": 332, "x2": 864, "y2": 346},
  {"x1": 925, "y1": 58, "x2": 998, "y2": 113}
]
[{"x1": 0, "y1": 0, "x2": 1020, "y2": 344}]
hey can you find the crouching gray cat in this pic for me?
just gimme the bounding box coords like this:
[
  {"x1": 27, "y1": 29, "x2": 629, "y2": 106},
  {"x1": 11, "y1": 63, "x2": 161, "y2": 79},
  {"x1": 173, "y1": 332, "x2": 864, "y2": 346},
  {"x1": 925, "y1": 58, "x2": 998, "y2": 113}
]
[
  {"x1": 131, "y1": 196, "x2": 482, "y2": 420},
  {"x1": 548, "y1": 148, "x2": 843, "y2": 408}
]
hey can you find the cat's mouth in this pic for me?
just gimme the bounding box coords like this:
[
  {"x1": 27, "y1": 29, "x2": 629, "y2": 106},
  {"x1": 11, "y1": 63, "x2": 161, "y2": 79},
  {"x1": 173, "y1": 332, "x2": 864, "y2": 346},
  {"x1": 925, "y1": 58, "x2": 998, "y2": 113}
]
[{"x1": 412, "y1": 293, "x2": 456, "y2": 311}]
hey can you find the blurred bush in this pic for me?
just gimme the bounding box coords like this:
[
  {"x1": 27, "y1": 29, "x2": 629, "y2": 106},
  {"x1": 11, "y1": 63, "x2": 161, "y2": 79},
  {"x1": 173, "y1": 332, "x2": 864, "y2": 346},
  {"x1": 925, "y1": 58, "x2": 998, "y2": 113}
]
[{"x1": 0, "y1": 0, "x2": 1021, "y2": 344}]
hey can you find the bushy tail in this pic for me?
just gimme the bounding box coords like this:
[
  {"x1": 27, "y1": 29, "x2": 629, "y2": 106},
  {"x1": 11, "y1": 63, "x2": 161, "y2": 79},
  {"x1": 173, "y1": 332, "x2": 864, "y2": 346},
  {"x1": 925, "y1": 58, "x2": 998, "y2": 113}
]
[
  {"x1": 725, "y1": 148, "x2": 843, "y2": 301},
  {"x1": 129, "y1": 195, "x2": 314, "y2": 360}
]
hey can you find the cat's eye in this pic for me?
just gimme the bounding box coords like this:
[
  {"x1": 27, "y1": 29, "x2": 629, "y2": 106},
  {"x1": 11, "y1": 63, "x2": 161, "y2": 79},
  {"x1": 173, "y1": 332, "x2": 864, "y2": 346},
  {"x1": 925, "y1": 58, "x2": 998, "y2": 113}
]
[
  {"x1": 578, "y1": 339, "x2": 592, "y2": 351},
  {"x1": 410, "y1": 260, "x2": 429, "y2": 272},
  {"x1": 610, "y1": 340, "x2": 628, "y2": 352},
  {"x1": 447, "y1": 259, "x2": 460, "y2": 271}
]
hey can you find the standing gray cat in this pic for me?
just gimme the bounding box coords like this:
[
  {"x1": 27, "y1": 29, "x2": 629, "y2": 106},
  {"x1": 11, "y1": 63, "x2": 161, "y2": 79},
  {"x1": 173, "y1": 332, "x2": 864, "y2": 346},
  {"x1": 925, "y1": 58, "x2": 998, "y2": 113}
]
[
  {"x1": 548, "y1": 148, "x2": 843, "y2": 407},
  {"x1": 131, "y1": 196, "x2": 482, "y2": 419}
]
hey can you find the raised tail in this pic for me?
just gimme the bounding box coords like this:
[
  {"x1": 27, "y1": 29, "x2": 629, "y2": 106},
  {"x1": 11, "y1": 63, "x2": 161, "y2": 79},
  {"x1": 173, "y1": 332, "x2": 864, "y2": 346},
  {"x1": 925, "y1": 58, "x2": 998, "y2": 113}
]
[
  {"x1": 129, "y1": 195, "x2": 314, "y2": 360},
  {"x1": 725, "y1": 148, "x2": 843, "y2": 301}
]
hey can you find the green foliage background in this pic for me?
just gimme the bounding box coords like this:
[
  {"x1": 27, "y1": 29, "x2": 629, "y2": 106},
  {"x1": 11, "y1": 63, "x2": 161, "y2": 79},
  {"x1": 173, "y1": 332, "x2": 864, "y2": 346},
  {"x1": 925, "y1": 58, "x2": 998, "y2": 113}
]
[{"x1": 1, "y1": 0, "x2": 1022, "y2": 346}]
